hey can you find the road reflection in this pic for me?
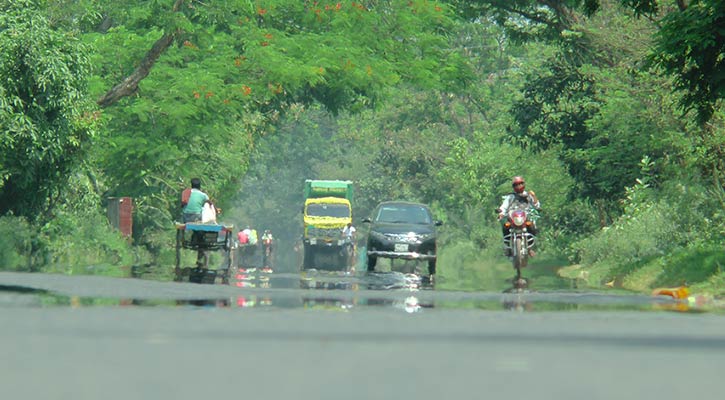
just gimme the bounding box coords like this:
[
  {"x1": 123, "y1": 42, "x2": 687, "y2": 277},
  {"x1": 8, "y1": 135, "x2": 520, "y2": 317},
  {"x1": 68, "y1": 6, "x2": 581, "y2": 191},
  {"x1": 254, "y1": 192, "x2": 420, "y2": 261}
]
[
  {"x1": 1, "y1": 265, "x2": 710, "y2": 313},
  {"x1": 151, "y1": 264, "x2": 703, "y2": 313},
  {"x1": 156, "y1": 268, "x2": 691, "y2": 313}
]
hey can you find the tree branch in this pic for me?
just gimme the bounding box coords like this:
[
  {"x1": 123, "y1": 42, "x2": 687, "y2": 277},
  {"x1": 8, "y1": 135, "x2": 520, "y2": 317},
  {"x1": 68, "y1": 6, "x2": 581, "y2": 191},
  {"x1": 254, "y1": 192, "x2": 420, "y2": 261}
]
[
  {"x1": 496, "y1": 3, "x2": 560, "y2": 29},
  {"x1": 97, "y1": 0, "x2": 185, "y2": 108}
]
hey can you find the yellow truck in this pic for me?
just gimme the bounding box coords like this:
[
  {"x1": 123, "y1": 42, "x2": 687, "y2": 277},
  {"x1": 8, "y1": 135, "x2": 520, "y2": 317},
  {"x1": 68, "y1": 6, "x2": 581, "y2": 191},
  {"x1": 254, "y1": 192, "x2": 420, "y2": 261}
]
[{"x1": 302, "y1": 179, "x2": 354, "y2": 270}]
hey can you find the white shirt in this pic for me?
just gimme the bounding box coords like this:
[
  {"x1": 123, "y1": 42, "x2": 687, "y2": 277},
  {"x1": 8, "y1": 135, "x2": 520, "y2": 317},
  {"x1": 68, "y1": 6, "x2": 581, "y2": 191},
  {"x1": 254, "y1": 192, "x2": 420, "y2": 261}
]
[
  {"x1": 342, "y1": 225, "x2": 356, "y2": 239},
  {"x1": 498, "y1": 191, "x2": 540, "y2": 219}
]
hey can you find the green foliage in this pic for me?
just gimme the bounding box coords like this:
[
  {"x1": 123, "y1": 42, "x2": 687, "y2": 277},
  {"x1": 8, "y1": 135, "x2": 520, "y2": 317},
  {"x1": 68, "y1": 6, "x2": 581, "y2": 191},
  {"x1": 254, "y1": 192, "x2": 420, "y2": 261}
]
[
  {"x1": 3, "y1": 0, "x2": 723, "y2": 291},
  {"x1": 40, "y1": 210, "x2": 139, "y2": 275},
  {"x1": 510, "y1": 18, "x2": 696, "y2": 209},
  {"x1": 0, "y1": 216, "x2": 36, "y2": 270},
  {"x1": 575, "y1": 0, "x2": 725, "y2": 124},
  {"x1": 0, "y1": 0, "x2": 100, "y2": 221},
  {"x1": 653, "y1": 245, "x2": 725, "y2": 287},
  {"x1": 455, "y1": 0, "x2": 725, "y2": 124},
  {"x1": 38, "y1": 171, "x2": 143, "y2": 274},
  {"x1": 571, "y1": 206, "x2": 671, "y2": 271},
  {"x1": 75, "y1": 0, "x2": 477, "y2": 254},
  {"x1": 644, "y1": 0, "x2": 725, "y2": 123},
  {"x1": 450, "y1": 0, "x2": 602, "y2": 42},
  {"x1": 338, "y1": 88, "x2": 463, "y2": 213},
  {"x1": 509, "y1": 56, "x2": 604, "y2": 193},
  {"x1": 574, "y1": 69, "x2": 690, "y2": 194},
  {"x1": 438, "y1": 132, "x2": 575, "y2": 250},
  {"x1": 570, "y1": 166, "x2": 725, "y2": 281}
]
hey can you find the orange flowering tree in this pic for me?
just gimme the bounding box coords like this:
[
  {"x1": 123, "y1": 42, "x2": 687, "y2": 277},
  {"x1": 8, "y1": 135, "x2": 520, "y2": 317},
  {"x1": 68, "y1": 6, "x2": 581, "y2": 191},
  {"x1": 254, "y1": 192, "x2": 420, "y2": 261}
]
[{"x1": 65, "y1": 0, "x2": 473, "y2": 244}]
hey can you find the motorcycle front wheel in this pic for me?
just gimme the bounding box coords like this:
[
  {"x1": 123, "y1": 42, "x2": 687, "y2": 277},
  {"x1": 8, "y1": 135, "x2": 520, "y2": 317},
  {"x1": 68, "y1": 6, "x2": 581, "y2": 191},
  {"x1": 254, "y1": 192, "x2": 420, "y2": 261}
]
[
  {"x1": 367, "y1": 255, "x2": 377, "y2": 272},
  {"x1": 512, "y1": 236, "x2": 528, "y2": 271}
]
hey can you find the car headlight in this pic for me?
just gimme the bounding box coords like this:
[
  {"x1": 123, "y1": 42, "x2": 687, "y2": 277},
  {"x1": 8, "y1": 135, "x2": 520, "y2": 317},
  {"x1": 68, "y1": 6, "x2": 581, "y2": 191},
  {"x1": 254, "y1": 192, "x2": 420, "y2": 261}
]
[{"x1": 416, "y1": 232, "x2": 433, "y2": 240}]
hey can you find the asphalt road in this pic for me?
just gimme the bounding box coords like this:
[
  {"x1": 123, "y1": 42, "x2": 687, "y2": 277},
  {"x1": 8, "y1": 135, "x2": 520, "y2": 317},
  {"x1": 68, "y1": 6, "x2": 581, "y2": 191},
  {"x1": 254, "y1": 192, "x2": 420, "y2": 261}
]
[{"x1": 1, "y1": 271, "x2": 724, "y2": 400}]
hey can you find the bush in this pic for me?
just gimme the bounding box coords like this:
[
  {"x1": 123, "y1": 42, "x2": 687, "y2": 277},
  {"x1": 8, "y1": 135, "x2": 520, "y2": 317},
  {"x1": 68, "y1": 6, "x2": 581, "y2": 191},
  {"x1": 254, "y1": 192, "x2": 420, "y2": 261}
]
[
  {"x1": 570, "y1": 173, "x2": 725, "y2": 286},
  {"x1": 655, "y1": 245, "x2": 725, "y2": 287},
  {"x1": 0, "y1": 215, "x2": 38, "y2": 271},
  {"x1": 40, "y1": 208, "x2": 143, "y2": 275}
]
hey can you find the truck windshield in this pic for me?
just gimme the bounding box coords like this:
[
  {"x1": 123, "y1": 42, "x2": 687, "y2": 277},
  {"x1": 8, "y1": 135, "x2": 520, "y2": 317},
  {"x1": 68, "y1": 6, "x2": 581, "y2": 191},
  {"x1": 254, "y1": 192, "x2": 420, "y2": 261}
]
[{"x1": 306, "y1": 203, "x2": 350, "y2": 218}]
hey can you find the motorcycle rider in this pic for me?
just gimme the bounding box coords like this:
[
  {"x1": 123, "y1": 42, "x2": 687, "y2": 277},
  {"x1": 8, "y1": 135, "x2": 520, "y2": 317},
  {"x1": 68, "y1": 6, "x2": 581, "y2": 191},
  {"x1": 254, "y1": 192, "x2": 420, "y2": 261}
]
[
  {"x1": 498, "y1": 176, "x2": 540, "y2": 257},
  {"x1": 261, "y1": 229, "x2": 274, "y2": 271},
  {"x1": 262, "y1": 229, "x2": 274, "y2": 254}
]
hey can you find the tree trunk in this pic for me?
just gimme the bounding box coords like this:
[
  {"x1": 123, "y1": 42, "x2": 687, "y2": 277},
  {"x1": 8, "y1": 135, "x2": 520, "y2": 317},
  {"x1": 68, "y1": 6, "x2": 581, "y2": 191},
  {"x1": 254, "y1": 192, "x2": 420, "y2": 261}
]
[{"x1": 97, "y1": 32, "x2": 177, "y2": 108}]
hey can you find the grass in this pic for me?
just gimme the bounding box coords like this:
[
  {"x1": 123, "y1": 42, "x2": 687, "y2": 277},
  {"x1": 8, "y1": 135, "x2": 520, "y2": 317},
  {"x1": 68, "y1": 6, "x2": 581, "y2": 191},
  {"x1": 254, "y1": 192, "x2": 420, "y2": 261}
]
[{"x1": 557, "y1": 244, "x2": 725, "y2": 298}]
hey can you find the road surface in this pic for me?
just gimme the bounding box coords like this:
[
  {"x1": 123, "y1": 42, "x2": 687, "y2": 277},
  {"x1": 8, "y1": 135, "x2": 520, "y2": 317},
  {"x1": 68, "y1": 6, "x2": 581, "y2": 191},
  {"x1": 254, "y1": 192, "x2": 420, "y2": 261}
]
[{"x1": 1, "y1": 271, "x2": 723, "y2": 400}]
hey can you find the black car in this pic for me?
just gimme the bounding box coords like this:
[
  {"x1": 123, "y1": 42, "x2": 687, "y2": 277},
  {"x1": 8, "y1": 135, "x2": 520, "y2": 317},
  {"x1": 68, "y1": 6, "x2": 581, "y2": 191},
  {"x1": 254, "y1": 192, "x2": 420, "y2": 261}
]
[{"x1": 363, "y1": 201, "x2": 442, "y2": 276}]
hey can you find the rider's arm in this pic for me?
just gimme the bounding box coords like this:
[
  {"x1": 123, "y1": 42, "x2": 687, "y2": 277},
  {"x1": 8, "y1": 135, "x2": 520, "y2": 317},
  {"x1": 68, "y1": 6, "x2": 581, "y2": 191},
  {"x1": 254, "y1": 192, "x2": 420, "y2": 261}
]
[
  {"x1": 528, "y1": 190, "x2": 541, "y2": 210},
  {"x1": 498, "y1": 195, "x2": 511, "y2": 219}
]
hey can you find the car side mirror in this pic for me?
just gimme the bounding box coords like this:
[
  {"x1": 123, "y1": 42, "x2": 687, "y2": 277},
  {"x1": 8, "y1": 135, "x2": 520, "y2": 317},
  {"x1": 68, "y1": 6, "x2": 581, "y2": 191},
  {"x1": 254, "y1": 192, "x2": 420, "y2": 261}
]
[
  {"x1": 362, "y1": 218, "x2": 371, "y2": 223},
  {"x1": 435, "y1": 220, "x2": 443, "y2": 226}
]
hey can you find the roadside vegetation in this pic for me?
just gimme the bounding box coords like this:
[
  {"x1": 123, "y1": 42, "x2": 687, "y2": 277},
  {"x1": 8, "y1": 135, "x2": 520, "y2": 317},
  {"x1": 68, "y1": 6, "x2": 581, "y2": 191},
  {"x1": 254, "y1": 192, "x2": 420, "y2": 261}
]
[{"x1": 1, "y1": 0, "x2": 724, "y2": 296}]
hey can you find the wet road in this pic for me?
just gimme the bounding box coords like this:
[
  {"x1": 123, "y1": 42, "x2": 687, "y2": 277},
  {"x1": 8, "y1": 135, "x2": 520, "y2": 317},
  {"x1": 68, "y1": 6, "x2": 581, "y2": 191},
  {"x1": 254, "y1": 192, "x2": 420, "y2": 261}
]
[{"x1": 1, "y1": 270, "x2": 725, "y2": 400}]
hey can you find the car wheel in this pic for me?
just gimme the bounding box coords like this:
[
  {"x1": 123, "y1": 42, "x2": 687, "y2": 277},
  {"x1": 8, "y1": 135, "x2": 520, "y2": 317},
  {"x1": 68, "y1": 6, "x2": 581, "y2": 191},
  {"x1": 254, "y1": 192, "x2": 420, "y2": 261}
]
[
  {"x1": 367, "y1": 255, "x2": 377, "y2": 272},
  {"x1": 428, "y1": 255, "x2": 437, "y2": 275},
  {"x1": 302, "y1": 243, "x2": 313, "y2": 270}
]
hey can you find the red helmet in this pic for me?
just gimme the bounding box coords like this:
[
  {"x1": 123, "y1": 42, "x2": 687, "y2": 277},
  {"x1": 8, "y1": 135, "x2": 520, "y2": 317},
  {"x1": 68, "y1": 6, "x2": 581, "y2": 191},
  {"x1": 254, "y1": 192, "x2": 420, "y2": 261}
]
[{"x1": 512, "y1": 176, "x2": 525, "y2": 193}]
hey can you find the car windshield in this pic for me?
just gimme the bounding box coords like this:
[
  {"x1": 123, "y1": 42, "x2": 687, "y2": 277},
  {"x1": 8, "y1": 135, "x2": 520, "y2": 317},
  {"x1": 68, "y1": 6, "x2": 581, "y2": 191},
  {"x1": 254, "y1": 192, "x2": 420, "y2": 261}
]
[
  {"x1": 306, "y1": 203, "x2": 350, "y2": 218},
  {"x1": 375, "y1": 205, "x2": 432, "y2": 224}
]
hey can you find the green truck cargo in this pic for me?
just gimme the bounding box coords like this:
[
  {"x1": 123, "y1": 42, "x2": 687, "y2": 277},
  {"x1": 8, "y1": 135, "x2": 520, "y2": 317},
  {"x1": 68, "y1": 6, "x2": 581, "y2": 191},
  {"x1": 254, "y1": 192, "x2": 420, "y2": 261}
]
[{"x1": 302, "y1": 179, "x2": 354, "y2": 270}]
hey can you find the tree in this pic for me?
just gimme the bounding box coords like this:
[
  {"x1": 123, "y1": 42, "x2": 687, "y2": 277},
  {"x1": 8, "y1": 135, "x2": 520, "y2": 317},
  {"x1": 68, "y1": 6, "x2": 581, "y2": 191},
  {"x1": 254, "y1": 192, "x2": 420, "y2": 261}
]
[
  {"x1": 450, "y1": 0, "x2": 724, "y2": 123},
  {"x1": 0, "y1": 0, "x2": 99, "y2": 220},
  {"x1": 75, "y1": 0, "x2": 475, "y2": 245},
  {"x1": 450, "y1": 0, "x2": 600, "y2": 42},
  {"x1": 643, "y1": 0, "x2": 724, "y2": 123}
]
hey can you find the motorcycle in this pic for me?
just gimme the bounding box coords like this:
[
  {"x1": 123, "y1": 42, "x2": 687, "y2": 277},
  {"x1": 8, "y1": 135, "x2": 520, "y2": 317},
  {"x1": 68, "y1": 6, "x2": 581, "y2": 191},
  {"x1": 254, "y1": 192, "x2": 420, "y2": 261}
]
[{"x1": 497, "y1": 205, "x2": 537, "y2": 287}]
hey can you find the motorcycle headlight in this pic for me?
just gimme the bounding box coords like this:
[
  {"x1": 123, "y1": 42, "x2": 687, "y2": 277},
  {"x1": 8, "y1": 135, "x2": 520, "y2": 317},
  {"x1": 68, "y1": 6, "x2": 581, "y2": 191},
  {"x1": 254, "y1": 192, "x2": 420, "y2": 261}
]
[{"x1": 512, "y1": 215, "x2": 526, "y2": 226}]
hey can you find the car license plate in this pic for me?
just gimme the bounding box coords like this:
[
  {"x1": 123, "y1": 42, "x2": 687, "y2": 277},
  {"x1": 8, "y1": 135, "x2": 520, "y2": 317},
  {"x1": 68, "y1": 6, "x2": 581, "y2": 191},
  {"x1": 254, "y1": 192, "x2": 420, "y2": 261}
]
[{"x1": 394, "y1": 243, "x2": 408, "y2": 252}]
